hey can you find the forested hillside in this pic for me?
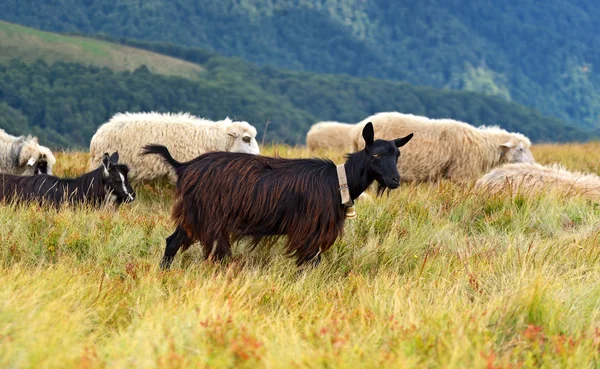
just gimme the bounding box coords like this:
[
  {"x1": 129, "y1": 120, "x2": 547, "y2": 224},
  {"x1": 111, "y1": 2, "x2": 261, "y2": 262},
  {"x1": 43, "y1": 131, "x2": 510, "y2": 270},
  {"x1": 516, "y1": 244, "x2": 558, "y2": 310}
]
[
  {"x1": 3, "y1": 0, "x2": 599, "y2": 130},
  {"x1": 1, "y1": 23, "x2": 597, "y2": 148},
  {"x1": 6, "y1": 56, "x2": 591, "y2": 148}
]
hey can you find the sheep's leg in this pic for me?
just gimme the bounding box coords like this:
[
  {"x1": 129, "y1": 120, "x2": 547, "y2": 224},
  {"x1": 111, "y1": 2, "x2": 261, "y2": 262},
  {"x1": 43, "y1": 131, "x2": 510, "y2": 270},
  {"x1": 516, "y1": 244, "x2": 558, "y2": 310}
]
[{"x1": 160, "y1": 226, "x2": 190, "y2": 269}]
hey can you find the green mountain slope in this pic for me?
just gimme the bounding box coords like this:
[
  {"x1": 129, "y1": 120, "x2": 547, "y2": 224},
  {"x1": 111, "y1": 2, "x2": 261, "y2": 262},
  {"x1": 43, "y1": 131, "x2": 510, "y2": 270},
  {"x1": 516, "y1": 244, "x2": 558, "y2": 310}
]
[
  {"x1": 0, "y1": 21, "x2": 204, "y2": 80},
  {"x1": 3, "y1": 0, "x2": 598, "y2": 130},
  {"x1": 0, "y1": 24, "x2": 596, "y2": 148}
]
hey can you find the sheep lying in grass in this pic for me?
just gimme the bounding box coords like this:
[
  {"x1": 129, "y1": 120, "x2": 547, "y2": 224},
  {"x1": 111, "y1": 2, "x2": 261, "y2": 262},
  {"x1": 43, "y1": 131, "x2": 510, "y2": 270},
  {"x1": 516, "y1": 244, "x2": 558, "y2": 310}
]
[
  {"x1": 306, "y1": 121, "x2": 355, "y2": 152},
  {"x1": 474, "y1": 162, "x2": 600, "y2": 199},
  {"x1": 0, "y1": 129, "x2": 56, "y2": 175},
  {"x1": 89, "y1": 112, "x2": 260, "y2": 181},
  {"x1": 351, "y1": 112, "x2": 534, "y2": 183}
]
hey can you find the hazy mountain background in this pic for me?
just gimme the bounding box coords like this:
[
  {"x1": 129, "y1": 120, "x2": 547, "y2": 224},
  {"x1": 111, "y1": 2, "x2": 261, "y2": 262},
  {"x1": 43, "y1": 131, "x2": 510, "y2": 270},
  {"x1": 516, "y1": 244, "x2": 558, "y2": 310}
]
[{"x1": 1, "y1": 0, "x2": 599, "y2": 147}]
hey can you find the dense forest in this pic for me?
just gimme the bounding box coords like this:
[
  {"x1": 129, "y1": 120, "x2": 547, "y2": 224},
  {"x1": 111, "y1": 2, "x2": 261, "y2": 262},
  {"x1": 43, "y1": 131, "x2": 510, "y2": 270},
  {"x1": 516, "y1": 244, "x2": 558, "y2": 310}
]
[
  {"x1": 3, "y1": 0, "x2": 599, "y2": 131},
  {"x1": 1, "y1": 55, "x2": 595, "y2": 148}
]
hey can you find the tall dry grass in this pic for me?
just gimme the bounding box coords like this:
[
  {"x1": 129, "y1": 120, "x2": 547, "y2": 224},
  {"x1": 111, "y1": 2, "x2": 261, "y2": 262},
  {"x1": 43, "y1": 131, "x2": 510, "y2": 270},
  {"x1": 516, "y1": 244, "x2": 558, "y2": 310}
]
[{"x1": 1, "y1": 144, "x2": 599, "y2": 368}]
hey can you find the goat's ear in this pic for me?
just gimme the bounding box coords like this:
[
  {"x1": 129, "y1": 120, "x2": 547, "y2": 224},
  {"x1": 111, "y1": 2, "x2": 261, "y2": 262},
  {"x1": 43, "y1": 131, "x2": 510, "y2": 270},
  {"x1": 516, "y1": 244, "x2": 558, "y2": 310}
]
[
  {"x1": 362, "y1": 122, "x2": 375, "y2": 148},
  {"x1": 101, "y1": 153, "x2": 111, "y2": 175},
  {"x1": 109, "y1": 152, "x2": 119, "y2": 164},
  {"x1": 394, "y1": 133, "x2": 413, "y2": 147}
]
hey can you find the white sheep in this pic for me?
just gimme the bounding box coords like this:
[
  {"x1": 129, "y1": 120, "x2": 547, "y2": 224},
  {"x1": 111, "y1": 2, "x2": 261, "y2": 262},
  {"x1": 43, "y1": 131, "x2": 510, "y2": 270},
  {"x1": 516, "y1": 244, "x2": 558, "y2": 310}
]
[
  {"x1": 350, "y1": 112, "x2": 534, "y2": 183},
  {"x1": 306, "y1": 121, "x2": 355, "y2": 152},
  {"x1": 0, "y1": 129, "x2": 56, "y2": 175},
  {"x1": 474, "y1": 162, "x2": 600, "y2": 199},
  {"x1": 89, "y1": 112, "x2": 260, "y2": 181}
]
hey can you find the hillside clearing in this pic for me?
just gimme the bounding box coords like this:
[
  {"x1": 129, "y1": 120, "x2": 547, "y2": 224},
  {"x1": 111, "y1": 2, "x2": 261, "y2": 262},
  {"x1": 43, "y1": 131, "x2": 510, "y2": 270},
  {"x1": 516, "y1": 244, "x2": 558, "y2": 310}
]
[
  {"x1": 0, "y1": 21, "x2": 204, "y2": 80},
  {"x1": 1, "y1": 144, "x2": 599, "y2": 368}
]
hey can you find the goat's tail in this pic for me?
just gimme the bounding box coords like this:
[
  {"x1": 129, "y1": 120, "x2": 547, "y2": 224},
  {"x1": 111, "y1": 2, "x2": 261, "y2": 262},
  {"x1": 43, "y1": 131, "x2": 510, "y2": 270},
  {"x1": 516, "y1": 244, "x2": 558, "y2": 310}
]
[{"x1": 140, "y1": 144, "x2": 183, "y2": 170}]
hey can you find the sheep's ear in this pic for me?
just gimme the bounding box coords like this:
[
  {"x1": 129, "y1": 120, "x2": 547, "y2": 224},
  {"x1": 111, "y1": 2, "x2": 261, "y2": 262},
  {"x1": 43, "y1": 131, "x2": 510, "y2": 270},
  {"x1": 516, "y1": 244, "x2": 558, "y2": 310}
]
[
  {"x1": 109, "y1": 152, "x2": 119, "y2": 164},
  {"x1": 500, "y1": 141, "x2": 514, "y2": 151},
  {"x1": 362, "y1": 122, "x2": 374, "y2": 148},
  {"x1": 15, "y1": 142, "x2": 25, "y2": 165},
  {"x1": 226, "y1": 126, "x2": 239, "y2": 138},
  {"x1": 394, "y1": 133, "x2": 413, "y2": 147},
  {"x1": 17, "y1": 155, "x2": 27, "y2": 167},
  {"x1": 27, "y1": 157, "x2": 37, "y2": 166}
]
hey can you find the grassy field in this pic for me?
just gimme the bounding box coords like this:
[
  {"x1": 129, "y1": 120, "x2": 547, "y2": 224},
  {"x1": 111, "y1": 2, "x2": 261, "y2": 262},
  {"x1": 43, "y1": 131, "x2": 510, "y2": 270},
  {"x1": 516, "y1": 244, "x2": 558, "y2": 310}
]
[
  {"x1": 0, "y1": 21, "x2": 204, "y2": 79},
  {"x1": 1, "y1": 143, "x2": 599, "y2": 368}
]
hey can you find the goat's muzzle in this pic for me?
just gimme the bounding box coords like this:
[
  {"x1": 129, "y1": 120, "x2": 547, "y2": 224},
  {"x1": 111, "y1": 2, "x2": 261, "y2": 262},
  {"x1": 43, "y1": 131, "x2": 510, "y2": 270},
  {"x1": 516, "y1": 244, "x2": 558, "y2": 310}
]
[{"x1": 125, "y1": 192, "x2": 136, "y2": 203}]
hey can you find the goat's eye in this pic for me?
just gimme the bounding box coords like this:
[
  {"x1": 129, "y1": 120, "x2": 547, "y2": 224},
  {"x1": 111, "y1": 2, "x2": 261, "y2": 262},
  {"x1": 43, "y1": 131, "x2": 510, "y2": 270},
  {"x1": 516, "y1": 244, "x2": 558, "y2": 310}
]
[
  {"x1": 242, "y1": 136, "x2": 251, "y2": 143},
  {"x1": 373, "y1": 153, "x2": 380, "y2": 158}
]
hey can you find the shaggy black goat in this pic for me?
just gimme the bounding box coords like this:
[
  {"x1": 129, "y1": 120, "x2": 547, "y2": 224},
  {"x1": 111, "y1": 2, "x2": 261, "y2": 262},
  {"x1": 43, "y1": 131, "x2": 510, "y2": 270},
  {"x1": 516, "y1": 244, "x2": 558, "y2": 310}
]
[{"x1": 143, "y1": 123, "x2": 413, "y2": 269}]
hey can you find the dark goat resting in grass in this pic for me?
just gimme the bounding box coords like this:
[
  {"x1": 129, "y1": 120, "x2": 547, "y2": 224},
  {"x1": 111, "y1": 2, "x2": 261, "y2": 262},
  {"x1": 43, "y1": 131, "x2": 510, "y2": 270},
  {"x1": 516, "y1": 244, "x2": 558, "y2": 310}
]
[
  {"x1": 0, "y1": 152, "x2": 135, "y2": 208},
  {"x1": 142, "y1": 123, "x2": 413, "y2": 269}
]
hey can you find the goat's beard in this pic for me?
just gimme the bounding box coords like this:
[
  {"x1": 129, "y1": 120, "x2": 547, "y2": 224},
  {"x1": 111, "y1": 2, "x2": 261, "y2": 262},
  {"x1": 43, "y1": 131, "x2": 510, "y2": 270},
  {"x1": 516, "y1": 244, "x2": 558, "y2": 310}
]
[{"x1": 376, "y1": 182, "x2": 393, "y2": 197}]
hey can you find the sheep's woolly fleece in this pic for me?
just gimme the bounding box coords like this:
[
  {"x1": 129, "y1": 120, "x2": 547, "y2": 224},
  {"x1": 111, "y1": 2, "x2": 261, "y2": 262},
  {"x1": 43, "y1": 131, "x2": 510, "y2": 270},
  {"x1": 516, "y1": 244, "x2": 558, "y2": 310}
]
[
  {"x1": 306, "y1": 121, "x2": 355, "y2": 152},
  {"x1": 0, "y1": 129, "x2": 56, "y2": 175},
  {"x1": 350, "y1": 112, "x2": 534, "y2": 183},
  {"x1": 89, "y1": 112, "x2": 260, "y2": 181},
  {"x1": 475, "y1": 162, "x2": 600, "y2": 199}
]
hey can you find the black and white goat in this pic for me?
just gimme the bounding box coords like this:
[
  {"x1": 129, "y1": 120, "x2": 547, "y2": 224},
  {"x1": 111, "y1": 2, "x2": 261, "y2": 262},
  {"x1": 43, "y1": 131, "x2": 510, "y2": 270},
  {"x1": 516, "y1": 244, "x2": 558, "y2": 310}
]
[{"x1": 0, "y1": 152, "x2": 135, "y2": 208}]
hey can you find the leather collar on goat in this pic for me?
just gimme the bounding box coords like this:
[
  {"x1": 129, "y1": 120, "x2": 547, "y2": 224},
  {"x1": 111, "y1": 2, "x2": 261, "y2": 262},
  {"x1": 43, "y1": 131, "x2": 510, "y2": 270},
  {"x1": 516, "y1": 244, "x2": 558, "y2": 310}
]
[{"x1": 336, "y1": 164, "x2": 357, "y2": 220}]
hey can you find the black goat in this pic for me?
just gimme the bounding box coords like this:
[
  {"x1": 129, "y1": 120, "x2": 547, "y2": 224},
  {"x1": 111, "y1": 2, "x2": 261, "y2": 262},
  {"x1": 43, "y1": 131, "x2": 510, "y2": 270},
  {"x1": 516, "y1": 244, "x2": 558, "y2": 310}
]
[
  {"x1": 143, "y1": 123, "x2": 413, "y2": 269},
  {"x1": 0, "y1": 152, "x2": 135, "y2": 208}
]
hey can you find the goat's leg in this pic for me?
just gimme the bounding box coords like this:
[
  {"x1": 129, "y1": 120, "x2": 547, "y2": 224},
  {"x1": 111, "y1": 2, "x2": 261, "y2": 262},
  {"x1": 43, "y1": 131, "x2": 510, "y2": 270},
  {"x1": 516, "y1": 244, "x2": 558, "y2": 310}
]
[
  {"x1": 216, "y1": 232, "x2": 233, "y2": 260},
  {"x1": 296, "y1": 249, "x2": 322, "y2": 267},
  {"x1": 294, "y1": 237, "x2": 331, "y2": 267},
  {"x1": 303, "y1": 252, "x2": 322, "y2": 267},
  {"x1": 160, "y1": 226, "x2": 190, "y2": 269},
  {"x1": 207, "y1": 231, "x2": 232, "y2": 261}
]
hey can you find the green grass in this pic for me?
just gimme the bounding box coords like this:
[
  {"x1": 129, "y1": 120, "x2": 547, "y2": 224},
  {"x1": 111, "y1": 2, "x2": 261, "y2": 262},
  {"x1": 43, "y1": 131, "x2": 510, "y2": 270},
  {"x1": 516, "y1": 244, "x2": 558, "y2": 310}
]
[
  {"x1": 1, "y1": 145, "x2": 599, "y2": 368},
  {"x1": 0, "y1": 21, "x2": 204, "y2": 79}
]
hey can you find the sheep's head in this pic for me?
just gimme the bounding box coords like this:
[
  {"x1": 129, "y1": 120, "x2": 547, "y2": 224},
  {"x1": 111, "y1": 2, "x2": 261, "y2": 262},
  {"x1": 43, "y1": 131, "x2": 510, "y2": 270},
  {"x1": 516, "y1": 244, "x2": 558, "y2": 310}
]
[
  {"x1": 499, "y1": 133, "x2": 534, "y2": 164},
  {"x1": 17, "y1": 138, "x2": 57, "y2": 175},
  {"x1": 479, "y1": 126, "x2": 535, "y2": 165},
  {"x1": 226, "y1": 122, "x2": 260, "y2": 155}
]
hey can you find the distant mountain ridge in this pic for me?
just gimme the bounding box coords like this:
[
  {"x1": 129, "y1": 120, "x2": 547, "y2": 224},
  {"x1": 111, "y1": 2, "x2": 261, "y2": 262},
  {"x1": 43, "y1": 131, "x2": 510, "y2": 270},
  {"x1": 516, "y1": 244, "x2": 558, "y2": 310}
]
[
  {"x1": 3, "y1": 0, "x2": 599, "y2": 131},
  {"x1": 0, "y1": 21, "x2": 596, "y2": 148}
]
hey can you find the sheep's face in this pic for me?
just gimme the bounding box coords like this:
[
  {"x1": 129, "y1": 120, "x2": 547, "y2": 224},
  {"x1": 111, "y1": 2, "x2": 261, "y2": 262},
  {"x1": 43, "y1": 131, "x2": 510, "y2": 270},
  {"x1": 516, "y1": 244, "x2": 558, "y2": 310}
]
[
  {"x1": 500, "y1": 139, "x2": 534, "y2": 164},
  {"x1": 17, "y1": 140, "x2": 56, "y2": 175},
  {"x1": 33, "y1": 156, "x2": 49, "y2": 175},
  {"x1": 227, "y1": 124, "x2": 260, "y2": 155}
]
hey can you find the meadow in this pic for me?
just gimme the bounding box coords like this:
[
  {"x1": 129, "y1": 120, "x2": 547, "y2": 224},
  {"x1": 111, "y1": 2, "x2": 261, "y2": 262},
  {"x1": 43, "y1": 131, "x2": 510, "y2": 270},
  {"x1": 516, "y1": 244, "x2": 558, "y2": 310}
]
[
  {"x1": 1, "y1": 143, "x2": 599, "y2": 368},
  {"x1": 0, "y1": 21, "x2": 204, "y2": 79}
]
